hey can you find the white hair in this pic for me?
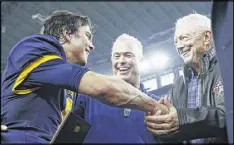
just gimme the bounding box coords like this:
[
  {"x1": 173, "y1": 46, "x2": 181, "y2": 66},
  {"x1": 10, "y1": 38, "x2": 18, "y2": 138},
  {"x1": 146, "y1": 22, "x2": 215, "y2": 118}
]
[
  {"x1": 111, "y1": 33, "x2": 143, "y2": 60},
  {"x1": 175, "y1": 13, "x2": 211, "y2": 32}
]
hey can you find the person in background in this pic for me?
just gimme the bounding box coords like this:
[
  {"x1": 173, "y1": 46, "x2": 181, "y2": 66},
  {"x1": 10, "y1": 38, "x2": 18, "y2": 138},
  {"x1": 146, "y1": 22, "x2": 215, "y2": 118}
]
[{"x1": 73, "y1": 34, "x2": 160, "y2": 143}]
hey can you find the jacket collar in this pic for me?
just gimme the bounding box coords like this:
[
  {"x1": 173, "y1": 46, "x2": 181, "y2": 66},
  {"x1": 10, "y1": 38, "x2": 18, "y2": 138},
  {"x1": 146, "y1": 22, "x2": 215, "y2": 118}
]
[
  {"x1": 182, "y1": 48, "x2": 217, "y2": 84},
  {"x1": 199, "y1": 48, "x2": 217, "y2": 74}
]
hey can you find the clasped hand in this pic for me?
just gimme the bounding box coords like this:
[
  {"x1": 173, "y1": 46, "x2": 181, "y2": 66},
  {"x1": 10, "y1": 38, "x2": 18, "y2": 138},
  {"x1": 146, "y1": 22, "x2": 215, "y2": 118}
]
[{"x1": 145, "y1": 96, "x2": 179, "y2": 135}]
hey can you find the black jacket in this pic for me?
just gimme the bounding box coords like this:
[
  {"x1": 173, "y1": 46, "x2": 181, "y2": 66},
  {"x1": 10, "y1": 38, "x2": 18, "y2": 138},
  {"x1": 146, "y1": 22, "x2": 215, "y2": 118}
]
[{"x1": 158, "y1": 49, "x2": 228, "y2": 143}]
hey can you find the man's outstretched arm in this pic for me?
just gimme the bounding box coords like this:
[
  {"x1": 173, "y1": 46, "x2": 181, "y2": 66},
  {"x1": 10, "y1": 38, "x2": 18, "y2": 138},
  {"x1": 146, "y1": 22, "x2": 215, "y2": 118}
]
[
  {"x1": 16, "y1": 58, "x2": 169, "y2": 115},
  {"x1": 78, "y1": 71, "x2": 169, "y2": 114}
]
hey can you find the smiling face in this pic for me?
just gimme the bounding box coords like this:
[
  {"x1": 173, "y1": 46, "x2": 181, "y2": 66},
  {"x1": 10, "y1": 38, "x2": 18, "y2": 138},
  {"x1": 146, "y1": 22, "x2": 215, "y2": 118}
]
[
  {"x1": 174, "y1": 14, "x2": 213, "y2": 66},
  {"x1": 111, "y1": 34, "x2": 143, "y2": 87},
  {"x1": 62, "y1": 25, "x2": 94, "y2": 65},
  {"x1": 42, "y1": 11, "x2": 94, "y2": 66},
  {"x1": 174, "y1": 27, "x2": 205, "y2": 65}
]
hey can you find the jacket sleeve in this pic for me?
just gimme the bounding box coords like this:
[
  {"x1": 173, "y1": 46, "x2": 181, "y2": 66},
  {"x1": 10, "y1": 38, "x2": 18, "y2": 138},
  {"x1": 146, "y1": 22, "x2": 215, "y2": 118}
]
[
  {"x1": 158, "y1": 80, "x2": 227, "y2": 142},
  {"x1": 13, "y1": 58, "x2": 89, "y2": 94},
  {"x1": 9, "y1": 35, "x2": 89, "y2": 94}
]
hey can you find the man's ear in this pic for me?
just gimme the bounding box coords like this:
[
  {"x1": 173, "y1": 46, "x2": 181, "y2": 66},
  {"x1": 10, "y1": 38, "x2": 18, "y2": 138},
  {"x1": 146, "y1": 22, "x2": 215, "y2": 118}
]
[
  {"x1": 204, "y1": 30, "x2": 212, "y2": 46},
  {"x1": 61, "y1": 30, "x2": 72, "y2": 43}
]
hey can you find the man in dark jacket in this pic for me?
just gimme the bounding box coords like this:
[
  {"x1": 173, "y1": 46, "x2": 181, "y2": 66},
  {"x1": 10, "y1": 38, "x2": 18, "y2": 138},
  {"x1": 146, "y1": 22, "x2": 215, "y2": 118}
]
[
  {"x1": 212, "y1": 2, "x2": 233, "y2": 144},
  {"x1": 145, "y1": 13, "x2": 227, "y2": 143}
]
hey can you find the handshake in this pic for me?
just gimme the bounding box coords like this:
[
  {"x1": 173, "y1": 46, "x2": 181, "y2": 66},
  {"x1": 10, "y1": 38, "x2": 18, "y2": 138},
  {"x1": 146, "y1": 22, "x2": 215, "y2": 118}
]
[
  {"x1": 144, "y1": 96, "x2": 179, "y2": 135},
  {"x1": 1, "y1": 97, "x2": 179, "y2": 135}
]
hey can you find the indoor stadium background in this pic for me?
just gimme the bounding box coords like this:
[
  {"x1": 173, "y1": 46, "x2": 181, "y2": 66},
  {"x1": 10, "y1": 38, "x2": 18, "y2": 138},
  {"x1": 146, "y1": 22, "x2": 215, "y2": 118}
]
[{"x1": 1, "y1": 2, "x2": 212, "y2": 97}]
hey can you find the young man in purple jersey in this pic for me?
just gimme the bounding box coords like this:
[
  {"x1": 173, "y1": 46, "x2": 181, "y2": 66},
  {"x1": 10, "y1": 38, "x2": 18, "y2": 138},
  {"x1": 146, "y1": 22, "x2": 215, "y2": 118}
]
[{"x1": 1, "y1": 10, "x2": 169, "y2": 143}]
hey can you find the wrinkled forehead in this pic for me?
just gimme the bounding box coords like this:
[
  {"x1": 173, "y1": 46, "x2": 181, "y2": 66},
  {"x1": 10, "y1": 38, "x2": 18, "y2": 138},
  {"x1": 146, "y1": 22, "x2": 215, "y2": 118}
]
[{"x1": 174, "y1": 21, "x2": 198, "y2": 38}]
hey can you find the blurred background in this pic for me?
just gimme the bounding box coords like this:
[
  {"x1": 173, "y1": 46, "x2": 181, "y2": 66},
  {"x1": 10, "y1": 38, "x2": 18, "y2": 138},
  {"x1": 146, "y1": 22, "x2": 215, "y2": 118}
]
[{"x1": 1, "y1": 1, "x2": 212, "y2": 97}]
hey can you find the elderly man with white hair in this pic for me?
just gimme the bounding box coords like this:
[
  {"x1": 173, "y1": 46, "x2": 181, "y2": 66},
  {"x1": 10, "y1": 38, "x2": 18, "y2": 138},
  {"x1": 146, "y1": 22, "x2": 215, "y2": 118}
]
[
  {"x1": 73, "y1": 34, "x2": 160, "y2": 143},
  {"x1": 144, "y1": 13, "x2": 227, "y2": 143}
]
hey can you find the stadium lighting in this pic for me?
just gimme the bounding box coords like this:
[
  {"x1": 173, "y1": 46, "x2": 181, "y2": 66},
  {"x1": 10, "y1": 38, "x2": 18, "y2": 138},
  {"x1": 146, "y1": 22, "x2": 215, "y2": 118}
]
[
  {"x1": 139, "y1": 60, "x2": 151, "y2": 73},
  {"x1": 140, "y1": 52, "x2": 169, "y2": 74},
  {"x1": 150, "y1": 53, "x2": 169, "y2": 69},
  {"x1": 32, "y1": 13, "x2": 45, "y2": 25}
]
